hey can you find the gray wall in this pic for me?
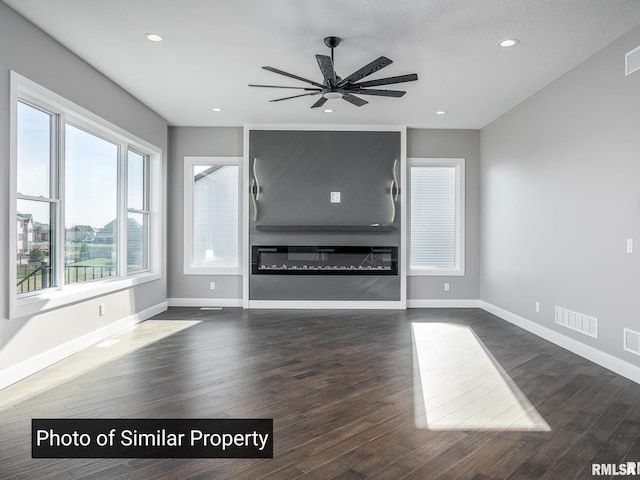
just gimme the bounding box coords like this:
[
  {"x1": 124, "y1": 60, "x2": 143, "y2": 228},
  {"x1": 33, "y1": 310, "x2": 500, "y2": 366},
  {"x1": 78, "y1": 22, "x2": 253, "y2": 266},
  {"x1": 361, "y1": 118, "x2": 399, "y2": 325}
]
[
  {"x1": 407, "y1": 129, "x2": 481, "y2": 301},
  {"x1": 168, "y1": 126, "x2": 481, "y2": 303},
  {"x1": 167, "y1": 127, "x2": 243, "y2": 301},
  {"x1": 0, "y1": 3, "x2": 168, "y2": 373},
  {"x1": 481, "y1": 26, "x2": 640, "y2": 365}
]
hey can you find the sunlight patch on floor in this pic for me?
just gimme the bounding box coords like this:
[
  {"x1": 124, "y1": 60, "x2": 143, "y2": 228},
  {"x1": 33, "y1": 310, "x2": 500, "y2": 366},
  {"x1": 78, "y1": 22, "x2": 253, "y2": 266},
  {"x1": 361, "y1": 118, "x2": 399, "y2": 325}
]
[
  {"x1": 0, "y1": 320, "x2": 200, "y2": 410},
  {"x1": 412, "y1": 322, "x2": 550, "y2": 431}
]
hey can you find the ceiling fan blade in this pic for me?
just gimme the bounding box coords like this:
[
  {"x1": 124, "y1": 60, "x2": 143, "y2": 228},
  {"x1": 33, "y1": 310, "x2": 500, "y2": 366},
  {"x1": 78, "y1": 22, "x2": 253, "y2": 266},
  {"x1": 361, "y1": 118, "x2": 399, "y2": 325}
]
[
  {"x1": 262, "y1": 66, "x2": 325, "y2": 88},
  {"x1": 311, "y1": 97, "x2": 327, "y2": 108},
  {"x1": 315, "y1": 55, "x2": 336, "y2": 87},
  {"x1": 249, "y1": 84, "x2": 322, "y2": 91},
  {"x1": 342, "y1": 93, "x2": 368, "y2": 107},
  {"x1": 311, "y1": 97, "x2": 328, "y2": 108},
  {"x1": 338, "y1": 56, "x2": 393, "y2": 86},
  {"x1": 348, "y1": 88, "x2": 406, "y2": 97},
  {"x1": 269, "y1": 92, "x2": 321, "y2": 102},
  {"x1": 351, "y1": 73, "x2": 418, "y2": 88}
]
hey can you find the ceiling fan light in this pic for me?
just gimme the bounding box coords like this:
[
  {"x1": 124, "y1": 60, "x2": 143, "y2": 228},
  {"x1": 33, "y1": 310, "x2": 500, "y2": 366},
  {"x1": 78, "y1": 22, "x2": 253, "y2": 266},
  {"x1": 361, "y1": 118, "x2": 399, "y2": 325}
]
[{"x1": 323, "y1": 91, "x2": 343, "y2": 100}]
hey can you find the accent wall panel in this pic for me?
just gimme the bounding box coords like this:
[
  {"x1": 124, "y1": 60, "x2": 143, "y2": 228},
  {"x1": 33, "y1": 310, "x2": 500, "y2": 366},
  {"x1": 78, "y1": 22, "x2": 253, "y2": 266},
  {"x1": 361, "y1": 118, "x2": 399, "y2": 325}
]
[{"x1": 248, "y1": 129, "x2": 401, "y2": 302}]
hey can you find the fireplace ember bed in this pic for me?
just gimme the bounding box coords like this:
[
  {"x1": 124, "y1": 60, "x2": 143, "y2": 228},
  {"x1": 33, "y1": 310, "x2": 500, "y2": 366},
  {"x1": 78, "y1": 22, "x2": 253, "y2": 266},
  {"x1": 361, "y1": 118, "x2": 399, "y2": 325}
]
[{"x1": 252, "y1": 246, "x2": 398, "y2": 275}]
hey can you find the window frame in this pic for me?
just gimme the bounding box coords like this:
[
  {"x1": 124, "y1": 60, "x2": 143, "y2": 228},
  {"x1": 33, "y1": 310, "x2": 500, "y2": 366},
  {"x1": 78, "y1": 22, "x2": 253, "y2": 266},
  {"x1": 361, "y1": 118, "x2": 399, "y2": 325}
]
[
  {"x1": 9, "y1": 71, "x2": 162, "y2": 319},
  {"x1": 15, "y1": 99, "x2": 60, "y2": 296},
  {"x1": 408, "y1": 157, "x2": 465, "y2": 276},
  {"x1": 63, "y1": 119, "x2": 122, "y2": 284},
  {"x1": 183, "y1": 156, "x2": 243, "y2": 276},
  {"x1": 126, "y1": 148, "x2": 151, "y2": 274}
]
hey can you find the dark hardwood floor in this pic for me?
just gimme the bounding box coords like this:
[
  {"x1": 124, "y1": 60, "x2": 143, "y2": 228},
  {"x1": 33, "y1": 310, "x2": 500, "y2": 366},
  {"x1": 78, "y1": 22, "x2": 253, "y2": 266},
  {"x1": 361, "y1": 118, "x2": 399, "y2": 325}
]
[{"x1": 1, "y1": 307, "x2": 639, "y2": 479}]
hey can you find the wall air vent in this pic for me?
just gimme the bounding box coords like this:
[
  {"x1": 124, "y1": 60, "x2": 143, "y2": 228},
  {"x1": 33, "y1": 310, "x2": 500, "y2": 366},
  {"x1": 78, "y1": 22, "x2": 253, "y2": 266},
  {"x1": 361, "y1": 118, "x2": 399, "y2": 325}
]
[
  {"x1": 554, "y1": 306, "x2": 598, "y2": 338},
  {"x1": 624, "y1": 328, "x2": 640, "y2": 356},
  {"x1": 625, "y1": 45, "x2": 640, "y2": 76}
]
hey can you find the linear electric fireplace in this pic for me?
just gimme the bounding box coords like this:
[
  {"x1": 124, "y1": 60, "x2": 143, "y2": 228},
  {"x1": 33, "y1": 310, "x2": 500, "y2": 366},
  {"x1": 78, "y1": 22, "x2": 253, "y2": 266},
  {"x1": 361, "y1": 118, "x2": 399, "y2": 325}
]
[{"x1": 252, "y1": 246, "x2": 398, "y2": 275}]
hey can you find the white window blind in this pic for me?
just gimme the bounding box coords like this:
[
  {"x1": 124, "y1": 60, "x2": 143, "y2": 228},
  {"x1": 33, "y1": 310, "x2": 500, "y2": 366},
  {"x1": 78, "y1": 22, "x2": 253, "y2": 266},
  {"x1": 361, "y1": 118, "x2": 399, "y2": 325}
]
[
  {"x1": 190, "y1": 163, "x2": 239, "y2": 269},
  {"x1": 409, "y1": 159, "x2": 464, "y2": 274}
]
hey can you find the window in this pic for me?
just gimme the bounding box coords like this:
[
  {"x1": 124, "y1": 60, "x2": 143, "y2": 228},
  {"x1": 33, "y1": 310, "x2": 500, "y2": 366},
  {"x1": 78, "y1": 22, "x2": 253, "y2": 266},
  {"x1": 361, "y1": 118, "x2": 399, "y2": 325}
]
[
  {"x1": 184, "y1": 157, "x2": 241, "y2": 275},
  {"x1": 10, "y1": 72, "x2": 161, "y2": 317},
  {"x1": 64, "y1": 124, "x2": 119, "y2": 284},
  {"x1": 127, "y1": 150, "x2": 150, "y2": 273},
  {"x1": 16, "y1": 101, "x2": 57, "y2": 294},
  {"x1": 409, "y1": 158, "x2": 465, "y2": 275}
]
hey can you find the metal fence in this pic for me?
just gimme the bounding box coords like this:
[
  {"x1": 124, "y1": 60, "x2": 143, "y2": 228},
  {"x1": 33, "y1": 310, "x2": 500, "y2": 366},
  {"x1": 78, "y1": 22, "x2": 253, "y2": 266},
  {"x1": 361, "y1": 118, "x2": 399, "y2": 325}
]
[{"x1": 17, "y1": 264, "x2": 115, "y2": 294}]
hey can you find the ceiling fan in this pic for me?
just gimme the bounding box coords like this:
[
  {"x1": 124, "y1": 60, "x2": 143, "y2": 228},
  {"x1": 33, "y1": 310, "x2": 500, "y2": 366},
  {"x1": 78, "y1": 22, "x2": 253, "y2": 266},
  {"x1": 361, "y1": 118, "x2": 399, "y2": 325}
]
[{"x1": 249, "y1": 36, "x2": 418, "y2": 108}]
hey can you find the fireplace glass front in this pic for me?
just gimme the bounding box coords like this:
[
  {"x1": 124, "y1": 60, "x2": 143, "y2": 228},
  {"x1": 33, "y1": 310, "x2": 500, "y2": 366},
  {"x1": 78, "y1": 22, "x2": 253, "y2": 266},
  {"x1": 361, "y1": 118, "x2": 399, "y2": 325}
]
[{"x1": 252, "y1": 246, "x2": 398, "y2": 275}]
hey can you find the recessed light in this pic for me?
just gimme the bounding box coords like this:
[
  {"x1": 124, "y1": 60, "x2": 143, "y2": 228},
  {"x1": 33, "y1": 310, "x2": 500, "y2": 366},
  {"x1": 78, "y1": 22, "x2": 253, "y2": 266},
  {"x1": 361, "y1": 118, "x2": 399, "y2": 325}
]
[
  {"x1": 435, "y1": 110, "x2": 447, "y2": 115},
  {"x1": 323, "y1": 109, "x2": 334, "y2": 113},
  {"x1": 498, "y1": 39, "x2": 519, "y2": 48},
  {"x1": 211, "y1": 107, "x2": 223, "y2": 112},
  {"x1": 145, "y1": 33, "x2": 163, "y2": 42}
]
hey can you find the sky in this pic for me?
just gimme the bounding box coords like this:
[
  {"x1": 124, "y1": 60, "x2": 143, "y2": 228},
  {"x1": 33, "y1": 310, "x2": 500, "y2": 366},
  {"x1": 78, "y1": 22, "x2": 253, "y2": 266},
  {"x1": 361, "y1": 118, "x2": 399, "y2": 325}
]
[{"x1": 17, "y1": 101, "x2": 142, "y2": 230}]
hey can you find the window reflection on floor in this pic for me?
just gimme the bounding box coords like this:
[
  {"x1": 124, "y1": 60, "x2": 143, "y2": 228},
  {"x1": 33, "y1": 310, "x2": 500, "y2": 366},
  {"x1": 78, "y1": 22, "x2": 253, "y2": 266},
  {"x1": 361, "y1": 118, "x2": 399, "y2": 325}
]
[
  {"x1": 412, "y1": 322, "x2": 550, "y2": 431},
  {"x1": 0, "y1": 320, "x2": 200, "y2": 410}
]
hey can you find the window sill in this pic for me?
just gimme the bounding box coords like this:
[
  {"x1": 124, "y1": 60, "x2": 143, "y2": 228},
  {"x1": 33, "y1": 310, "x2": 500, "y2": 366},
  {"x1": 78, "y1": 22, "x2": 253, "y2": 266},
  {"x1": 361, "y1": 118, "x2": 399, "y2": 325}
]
[
  {"x1": 409, "y1": 268, "x2": 465, "y2": 277},
  {"x1": 183, "y1": 266, "x2": 241, "y2": 276},
  {"x1": 11, "y1": 272, "x2": 161, "y2": 320}
]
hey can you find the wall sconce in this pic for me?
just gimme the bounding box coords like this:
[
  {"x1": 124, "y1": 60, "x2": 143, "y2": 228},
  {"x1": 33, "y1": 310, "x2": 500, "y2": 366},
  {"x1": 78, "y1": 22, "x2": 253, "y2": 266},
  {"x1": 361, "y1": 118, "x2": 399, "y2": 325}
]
[
  {"x1": 251, "y1": 158, "x2": 261, "y2": 221},
  {"x1": 390, "y1": 159, "x2": 399, "y2": 222}
]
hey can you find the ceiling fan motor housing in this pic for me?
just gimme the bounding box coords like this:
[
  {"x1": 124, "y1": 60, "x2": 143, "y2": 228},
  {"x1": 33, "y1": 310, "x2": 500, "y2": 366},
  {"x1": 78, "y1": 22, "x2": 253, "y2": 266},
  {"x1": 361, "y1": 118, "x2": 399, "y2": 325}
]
[
  {"x1": 324, "y1": 91, "x2": 343, "y2": 99},
  {"x1": 324, "y1": 36, "x2": 341, "y2": 48}
]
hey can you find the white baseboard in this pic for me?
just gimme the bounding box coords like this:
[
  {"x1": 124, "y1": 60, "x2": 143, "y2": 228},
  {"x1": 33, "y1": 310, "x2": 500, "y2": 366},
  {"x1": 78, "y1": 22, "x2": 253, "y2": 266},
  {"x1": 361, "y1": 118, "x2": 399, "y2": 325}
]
[
  {"x1": 248, "y1": 300, "x2": 403, "y2": 310},
  {"x1": 407, "y1": 299, "x2": 480, "y2": 308},
  {"x1": 0, "y1": 302, "x2": 167, "y2": 390},
  {"x1": 167, "y1": 298, "x2": 243, "y2": 308},
  {"x1": 481, "y1": 301, "x2": 640, "y2": 385}
]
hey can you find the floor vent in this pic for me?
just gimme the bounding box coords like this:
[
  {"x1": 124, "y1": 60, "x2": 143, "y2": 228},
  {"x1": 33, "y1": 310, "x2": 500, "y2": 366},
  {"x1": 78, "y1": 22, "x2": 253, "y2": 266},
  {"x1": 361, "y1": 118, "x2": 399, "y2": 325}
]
[
  {"x1": 626, "y1": 45, "x2": 640, "y2": 76},
  {"x1": 624, "y1": 329, "x2": 640, "y2": 356},
  {"x1": 554, "y1": 306, "x2": 598, "y2": 338}
]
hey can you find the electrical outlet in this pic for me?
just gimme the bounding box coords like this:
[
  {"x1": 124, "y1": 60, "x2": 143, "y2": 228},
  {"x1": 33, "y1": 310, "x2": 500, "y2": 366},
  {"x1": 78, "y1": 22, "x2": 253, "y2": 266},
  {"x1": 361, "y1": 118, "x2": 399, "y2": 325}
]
[
  {"x1": 444, "y1": 283, "x2": 450, "y2": 292},
  {"x1": 535, "y1": 302, "x2": 540, "y2": 313},
  {"x1": 330, "y1": 192, "x2": 341, "y2": 203},
  {"x1": 99, "y1": 304, "x2": 105, "y2": 316},
  {"x1": 209, "y1": 282, "x2": 216, "y2": 290}
]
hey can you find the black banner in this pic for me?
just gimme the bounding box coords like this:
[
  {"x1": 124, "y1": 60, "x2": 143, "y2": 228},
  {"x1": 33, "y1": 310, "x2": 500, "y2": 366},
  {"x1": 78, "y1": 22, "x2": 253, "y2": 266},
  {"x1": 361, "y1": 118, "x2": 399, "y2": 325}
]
[{"x1": 32, "y1": 418, "x2": 273, "y2": 458}]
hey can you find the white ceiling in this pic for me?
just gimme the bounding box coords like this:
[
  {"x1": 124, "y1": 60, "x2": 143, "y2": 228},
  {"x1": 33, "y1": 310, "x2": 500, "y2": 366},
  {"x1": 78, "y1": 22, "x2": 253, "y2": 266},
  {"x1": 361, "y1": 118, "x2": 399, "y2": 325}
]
[{"x1": 4, "y1": 0, "x2": 640, "y2": 128}]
